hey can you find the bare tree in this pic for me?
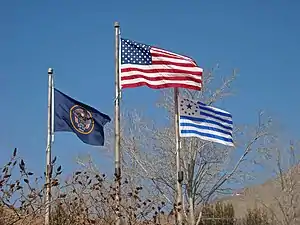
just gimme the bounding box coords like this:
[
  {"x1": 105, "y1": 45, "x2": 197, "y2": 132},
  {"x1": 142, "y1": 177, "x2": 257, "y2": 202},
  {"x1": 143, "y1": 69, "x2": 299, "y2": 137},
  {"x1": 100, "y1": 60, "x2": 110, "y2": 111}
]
[
  {"x1": 257, "y1": 141, "x2": 300, "y2": 225},
  {"x1": 0, "y1": 148, "x2": 64, "y2": 225},
  {"x1": 0, "y1": 148, "x2": 172, "y2": 225},
  {"x1": 102, "y1": 67, "x2": 276, "y2": 225}
]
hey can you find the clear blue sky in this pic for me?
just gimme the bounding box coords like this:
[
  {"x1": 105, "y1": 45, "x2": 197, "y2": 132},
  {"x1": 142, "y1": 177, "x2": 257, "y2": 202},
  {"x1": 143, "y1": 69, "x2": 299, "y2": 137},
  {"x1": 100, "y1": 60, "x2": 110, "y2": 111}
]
[{"x1": 0, "y1": 1, "x2": 299, "y2": 179}]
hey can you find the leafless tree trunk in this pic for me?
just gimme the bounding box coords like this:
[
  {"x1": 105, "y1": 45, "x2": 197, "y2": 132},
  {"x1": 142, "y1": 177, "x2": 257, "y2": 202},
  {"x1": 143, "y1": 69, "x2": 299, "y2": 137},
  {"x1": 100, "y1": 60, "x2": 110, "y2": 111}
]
[
  {"x1": 258, "y1": 141, "x2": 300, "y2": 225},
  {"x1": 92, "y1": 66, "x2": 276, "y2": 225}
]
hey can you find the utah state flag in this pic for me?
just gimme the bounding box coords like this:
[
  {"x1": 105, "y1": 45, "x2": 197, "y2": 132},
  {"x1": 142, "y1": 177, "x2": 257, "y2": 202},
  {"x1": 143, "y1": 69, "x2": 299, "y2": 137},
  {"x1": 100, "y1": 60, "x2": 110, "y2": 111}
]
[{"x1": 54, "y1": 88, "x2": 111, "y2": 146}]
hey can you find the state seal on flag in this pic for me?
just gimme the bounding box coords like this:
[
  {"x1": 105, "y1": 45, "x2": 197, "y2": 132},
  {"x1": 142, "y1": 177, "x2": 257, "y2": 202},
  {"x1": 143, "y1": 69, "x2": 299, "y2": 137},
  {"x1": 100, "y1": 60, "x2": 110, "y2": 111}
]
[{"x1": 69, "y1": 105, "x2": 94, "y2": 134}]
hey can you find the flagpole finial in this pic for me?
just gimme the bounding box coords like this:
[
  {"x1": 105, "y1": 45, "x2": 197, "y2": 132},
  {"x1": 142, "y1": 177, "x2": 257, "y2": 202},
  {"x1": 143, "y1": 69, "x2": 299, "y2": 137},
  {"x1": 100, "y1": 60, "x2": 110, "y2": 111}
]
[
  {"x1": 114, "y1": 21, "x2": 120, "y2": 28},
  {"x1": 48, "y1": 68, "x2": 53, "y2": 75}
]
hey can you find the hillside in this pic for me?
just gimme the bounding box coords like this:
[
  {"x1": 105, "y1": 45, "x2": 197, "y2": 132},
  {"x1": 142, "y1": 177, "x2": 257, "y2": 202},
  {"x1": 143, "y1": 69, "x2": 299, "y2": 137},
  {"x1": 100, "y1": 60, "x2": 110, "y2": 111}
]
[{"x1": 220, "y1": 164, "x2": 300, "y2": 221}]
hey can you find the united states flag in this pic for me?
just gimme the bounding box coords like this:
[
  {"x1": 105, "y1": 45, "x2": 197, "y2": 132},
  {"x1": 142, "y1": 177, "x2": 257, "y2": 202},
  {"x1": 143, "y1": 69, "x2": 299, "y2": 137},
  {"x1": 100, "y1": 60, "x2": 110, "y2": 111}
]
[{"x1": 120, "y1": 38, "x2": 203, "y2": 90}]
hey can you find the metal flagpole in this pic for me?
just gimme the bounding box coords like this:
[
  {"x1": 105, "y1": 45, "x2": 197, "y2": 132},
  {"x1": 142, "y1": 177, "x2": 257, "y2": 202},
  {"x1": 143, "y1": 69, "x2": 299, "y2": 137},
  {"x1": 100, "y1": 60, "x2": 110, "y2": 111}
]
[
  {"x1": 51, "y1": 74, "x2": 54, "y2": 143},
  {"x1": 45, "y1": 68, "x2": 53, "y2": 225},
  {"x1": 114, "y1": 22, "x2": 121, "y2": 225},
  {"x1": 174, "y1": 87, "x2": 183, "y2": 225}
]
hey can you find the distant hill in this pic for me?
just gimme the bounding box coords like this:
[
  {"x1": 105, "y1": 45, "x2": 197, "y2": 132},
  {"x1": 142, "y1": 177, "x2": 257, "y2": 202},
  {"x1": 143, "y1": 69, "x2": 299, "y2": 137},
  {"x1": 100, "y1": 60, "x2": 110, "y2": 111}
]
[{"x1": 219, "y1": 164, "x2": 300, "y2": 222}]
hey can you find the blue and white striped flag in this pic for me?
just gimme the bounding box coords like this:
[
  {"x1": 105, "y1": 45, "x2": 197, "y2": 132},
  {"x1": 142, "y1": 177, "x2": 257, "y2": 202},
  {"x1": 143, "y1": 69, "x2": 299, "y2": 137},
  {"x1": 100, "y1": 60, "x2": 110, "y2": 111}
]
[{"x1": 179, "y1": 98, "x2": 234, "y2": 146}]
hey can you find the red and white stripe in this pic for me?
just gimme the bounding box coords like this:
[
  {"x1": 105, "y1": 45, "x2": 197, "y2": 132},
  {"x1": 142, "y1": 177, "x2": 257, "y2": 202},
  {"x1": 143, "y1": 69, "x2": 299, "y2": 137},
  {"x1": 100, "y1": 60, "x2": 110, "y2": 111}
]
[{"x1": 120, "y1": 47, "x2": 203, "y2": 90}]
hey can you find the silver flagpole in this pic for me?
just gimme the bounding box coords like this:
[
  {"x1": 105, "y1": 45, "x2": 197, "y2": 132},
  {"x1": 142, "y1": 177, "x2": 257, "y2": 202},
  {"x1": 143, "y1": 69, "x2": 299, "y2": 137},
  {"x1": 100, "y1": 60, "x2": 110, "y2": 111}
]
[
  {"x1": 51, "y1": 73, "x2": 54, "y2": 143},
  {"x1": 114, "y1": 22, "x2": 121, "y2": 225},
  {"x1": 45, "y1": 68, "x2": 53, "y2": 225},
  {"x1": 174, "y1": 87, "x2": 183, "y2": 225}
]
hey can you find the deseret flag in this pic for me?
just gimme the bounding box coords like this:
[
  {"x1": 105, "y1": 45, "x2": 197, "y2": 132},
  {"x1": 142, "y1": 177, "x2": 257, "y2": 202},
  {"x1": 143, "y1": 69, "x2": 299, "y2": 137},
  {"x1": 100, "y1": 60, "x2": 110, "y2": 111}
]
[
  {"x1": 179, "y1": 97, "x2": 234, "y2": 146},
  {"x1": 120, "y1": 38, "x2": 203, "y2": 90}
]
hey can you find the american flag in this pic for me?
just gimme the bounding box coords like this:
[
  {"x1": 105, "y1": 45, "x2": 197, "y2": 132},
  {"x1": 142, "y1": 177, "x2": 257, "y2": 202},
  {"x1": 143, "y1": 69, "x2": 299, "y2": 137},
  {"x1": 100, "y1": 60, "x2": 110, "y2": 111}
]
[{"x1": 120, "y1": 38, "x2": 203, "y2": 90}]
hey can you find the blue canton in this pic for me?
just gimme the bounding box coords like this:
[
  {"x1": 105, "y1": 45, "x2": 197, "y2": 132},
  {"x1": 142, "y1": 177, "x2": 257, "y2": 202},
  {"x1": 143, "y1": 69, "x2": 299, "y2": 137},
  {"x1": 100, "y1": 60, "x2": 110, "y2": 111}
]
[{"x1": 121, "y1": 38, "x2": 152, "y2": 65}]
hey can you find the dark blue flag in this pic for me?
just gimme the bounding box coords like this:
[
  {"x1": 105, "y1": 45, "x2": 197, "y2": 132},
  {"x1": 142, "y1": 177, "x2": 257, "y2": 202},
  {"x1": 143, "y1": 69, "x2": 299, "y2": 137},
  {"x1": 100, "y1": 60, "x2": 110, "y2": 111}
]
[{"x1": 54, "y1": 88, "x2": 111, "y2": 146}]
